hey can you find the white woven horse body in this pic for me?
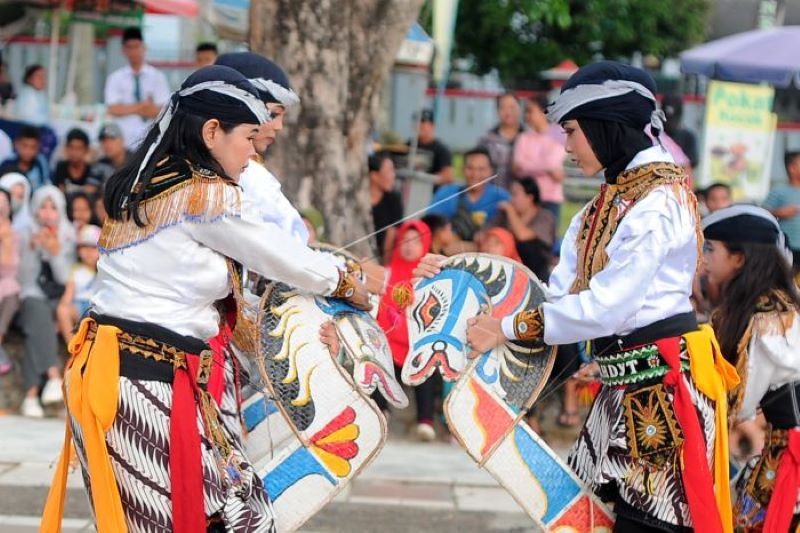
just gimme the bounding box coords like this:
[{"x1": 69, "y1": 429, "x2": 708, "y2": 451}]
[
  {"x1": 241, "y1": 268, "x2": 406, "y2": 531},
  {"x1": 402, "y1": 254, "x2": 615, "y2": 532}
]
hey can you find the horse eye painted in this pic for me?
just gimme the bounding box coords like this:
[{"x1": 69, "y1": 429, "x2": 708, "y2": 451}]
[{"x1": 419, "y1": 293, "x2": 442, "y2": 329}]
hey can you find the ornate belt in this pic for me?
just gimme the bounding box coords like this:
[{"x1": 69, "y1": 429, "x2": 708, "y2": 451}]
[
  {"x1": 596, "y1": 341, "x2": 689, "y2": 386},
  {"x1": 85, "y1": 321, "x2": 214, "y2": 383}
]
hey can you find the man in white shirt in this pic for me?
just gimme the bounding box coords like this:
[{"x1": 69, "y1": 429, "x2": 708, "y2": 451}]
[{"x1": 104, "y1": 27, "x2": 170, "y2": 150}]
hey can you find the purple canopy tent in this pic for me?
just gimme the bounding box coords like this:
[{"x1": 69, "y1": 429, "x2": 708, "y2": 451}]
[{"x1": 681, "y1": 26, "x2": 800, "y2": 88}]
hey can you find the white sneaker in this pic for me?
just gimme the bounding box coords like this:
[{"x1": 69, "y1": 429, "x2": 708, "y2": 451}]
[
  {"x1": 41, "y1": 377, "x2": 64, "y2": 405},
  {"x1": 21, "y1": 397, "x2": 44, "y2": 418},
  {"x1": 416, "y1": 422, "x2": 436, "y2": 442}
]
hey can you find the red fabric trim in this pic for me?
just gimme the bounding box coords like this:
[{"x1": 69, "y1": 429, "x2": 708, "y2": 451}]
[
  {"x1": 169, "y1": 363, "x2": 206, "y2": 533},
  {"x1": 764, "y1": 429, "x2": 800, "y2": 532},
  {"x1": 656, "y1": 336, "x2": 723, "y2": 533},
  {"x1": 207, "y1": 327, "x2": 229, "y2": 405}
]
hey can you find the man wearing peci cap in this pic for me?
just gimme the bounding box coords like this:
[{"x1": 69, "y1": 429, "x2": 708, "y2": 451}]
[
  {"x1": 408, "y1": 108, "x2": 453, "y2": 187},
  {"x1": 91, "y1": 123, "x2": 131, "y2": 186}
]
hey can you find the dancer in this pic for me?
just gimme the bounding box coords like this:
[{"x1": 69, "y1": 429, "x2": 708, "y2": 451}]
[
  {"x1": 418, "y1": 62, "x2": 736, "y2": 532},
  {"x1": 42, "y1": 65, "x2": 369, "y2": 533},
  {"x1": 703, "y1": 205, "x2": 800, "y2": 532},
  {"x1": 215, "y1": 52, "x2": 306, "y2": 243}
]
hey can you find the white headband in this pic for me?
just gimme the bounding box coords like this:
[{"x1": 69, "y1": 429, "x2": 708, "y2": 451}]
[
  {"x1": 548, "y1": 79, "x2": 665, "y2": 133},
  {"x1": 125, "y1": 80, "x2": 270, "y2": 205},
  {"x1": 248, "y1": 77, "x2": 300, "y2": 107}
]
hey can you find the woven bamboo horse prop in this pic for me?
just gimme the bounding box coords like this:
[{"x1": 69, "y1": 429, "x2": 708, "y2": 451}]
[
  {"x1": 241, "y1": 260, "x2": 407, "y2": 532},
  {"x1": 402, "y1": 254, "x2": 615, "y2": 532}
]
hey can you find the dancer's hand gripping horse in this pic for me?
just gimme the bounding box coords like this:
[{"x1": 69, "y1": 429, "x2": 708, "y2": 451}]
[
  {"x1": 403, "y1": 253, "x2": 615, "y2": 532},
  {"x1": 242, "y1": 249, "x2": 407, "y2": 532}
]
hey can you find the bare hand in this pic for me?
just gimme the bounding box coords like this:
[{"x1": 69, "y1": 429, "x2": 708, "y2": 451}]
[
  {"x1": 359, "y1": 259, "x2": 386, "y2": 296},
  {"x1": 347, "y1": 279, "x2": 373, "y2": 312},
  {"x1": 573, "y1": 361, "x2": 600, "y2": 383},
  {"x1": 36, "y1": 228, "x2": 60, "y2": 255},
  {"x1": 412, "y1": 253, "x2": 447, "y2": 281},
  {"x1": 319, "y1": 321, "x2": 340, "y2": 357},
  {"x1": 466, "y1": 315, "x2": 505, "y2": 359}
]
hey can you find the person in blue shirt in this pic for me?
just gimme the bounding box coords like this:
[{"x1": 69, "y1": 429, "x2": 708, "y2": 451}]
[
  {"x1": 0, "y1": 125, "x2": 50, "y2": 190},
  {"x1": 764, "y1": 151, "x2": 800, "y2": 271},
  {"x1": 427, "y1": 146, "x2": 510, "y2": 241}
]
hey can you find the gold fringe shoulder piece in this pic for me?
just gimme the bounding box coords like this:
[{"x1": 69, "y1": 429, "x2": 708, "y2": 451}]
[
  {"x1": 570, "y1": 162, "x2": 697, "y2": 293},
  {"x1": 99, "y1": 170, "x2": 240, "y2": 253}
]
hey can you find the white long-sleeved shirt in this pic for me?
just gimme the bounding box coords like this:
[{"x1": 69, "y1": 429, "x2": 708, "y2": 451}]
[
  {"x1": 737, "y1": 311, "x2": 800, "y2": 421},
  {"x1": 502, "y1": 146, "x2": 696, "y2": 345},
  {"x1": 92, "y1": 181, "x2": 340, "y2": 340},
  {"x1": 238, "y1": 159, "x2": 309, "y2": 244}
]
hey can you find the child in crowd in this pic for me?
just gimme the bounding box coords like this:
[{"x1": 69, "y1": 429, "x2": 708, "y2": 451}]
[
  {"x1": 376, "y1": 220, "x2": 437, "y2": 440},
  {"x1": 66, "y1": 192, "x2": 96, "y2": 234},
  {"x1": 479, "y1": 226, "x2": 521, "y2": 261},
  {"x1": 57, "y1": 225, "x2": 100, "y2": 344},
  {"x1": 0, "y1": 126, "x2": 50, "y2": 190},
  {"x1": 52, "y1": 128, "x2": 98, "y2": 196},
  {"x1": 0, "y1": 189, "x2": 19, "y2": 375},
  {"x1": 420, "y1": 213, "x2": 455, "y2": 256},
  {"x1": 702, "y1": 205, "x2": 800, "y2": 531}
]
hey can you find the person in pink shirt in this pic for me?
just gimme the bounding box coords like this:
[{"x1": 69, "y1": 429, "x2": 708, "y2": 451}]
[{"x1": 514, "y1": 94, "x2": 567, "y2": 222}]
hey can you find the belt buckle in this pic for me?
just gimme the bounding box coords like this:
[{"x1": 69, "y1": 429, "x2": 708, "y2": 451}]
[{"x1": 197, "y1": 349, "x2": 214, "y2": 385}]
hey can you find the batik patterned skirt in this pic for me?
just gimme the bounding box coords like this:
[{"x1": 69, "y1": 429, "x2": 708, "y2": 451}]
[
  {"x1": 568, "y1": 373, "x2": 716, "y2": 530},
  {"x1": 66, "y1": 324, "x2": 275, "y2": 533}
]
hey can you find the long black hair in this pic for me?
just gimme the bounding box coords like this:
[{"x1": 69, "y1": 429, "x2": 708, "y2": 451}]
[
  {"x1": 713, "y1": 241, "x2": 800, "y2": 363},
  {"x1": 104, "y1": 108, "x2": 236, "y2": 225}
]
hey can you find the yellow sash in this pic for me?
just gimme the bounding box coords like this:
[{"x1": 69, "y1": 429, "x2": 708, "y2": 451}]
[
  {"x1": 40, "y1": 318, "x2": 127, "y2": 533},
  {"x1": 684, "y1": 324, "x2": 740, "y2": 533}
]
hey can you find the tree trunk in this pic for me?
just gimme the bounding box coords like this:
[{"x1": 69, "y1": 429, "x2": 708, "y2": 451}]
[{"x1": 249, "y1": 0, "x2": 424, "y2": 257}]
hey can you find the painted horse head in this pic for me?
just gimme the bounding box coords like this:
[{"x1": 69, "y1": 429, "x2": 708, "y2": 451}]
[{"x1": 402, "y1": 254, "x2": 555, "y2": 410}]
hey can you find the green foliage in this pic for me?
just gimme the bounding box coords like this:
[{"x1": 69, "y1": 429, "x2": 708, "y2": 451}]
[{"x1": 449, "y1": 0, "x2": 709, "y2": 87}]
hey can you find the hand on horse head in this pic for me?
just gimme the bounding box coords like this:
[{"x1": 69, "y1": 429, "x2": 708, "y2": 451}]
[
  {"x1": 411, "y1": 253, "x2": 448, "y2": 282},
  {"x1": 465, "y1": 315, "x2": 505, "y2": 359}
]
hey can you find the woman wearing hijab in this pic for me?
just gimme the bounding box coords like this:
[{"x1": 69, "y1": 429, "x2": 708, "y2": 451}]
[
  {"x1": 42, "y1": 66, "x2": 370, "y2": 533},
  {"x1": 0, "y1": 172, "x2": 32, "y2": 232},
  {"x1": 18, "y1": 185, "x2": 74, "y2": 418},
  {"x1": 418, "y1": 62, "x2": 737, "y2": 532}
]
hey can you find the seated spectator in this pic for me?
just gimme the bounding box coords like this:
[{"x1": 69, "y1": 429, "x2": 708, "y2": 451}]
[
  {"x1": 53, "y1": 128, "x2": 98, "y2": 196},
  {"x1": 195, "y1": 42, "x2": 218, "y2": 68},
  {"x1": 57, "y1": 224, "x2": 100, "y2": 343},
  {"x1": 480, "y1": 227, "x2": 521, "y2": 261},
  {"x1": 91, "y1": 123, "x2": 131, "y2": 186},
  {"x1": 421, "y1": 213, "x2": 456, "y2": 255},
  {"x1": 492, "y1": 177, "x2": 556, "y2": 281},
  {"x1": 0, "y1": 126, "x2": 50, "y2": 190},
  {"x1": 18, "y1": 185, "x2": 75, "y2": 418},
  {"x1": 369, "y1": 152, "x2": 403, "y2": 263},
  {"x1": 0, "y1": 172, "x2": 32, "y2": 232},
  {"x1": 478, "y1": 93, "x2": 525, "y2": 189},
  {"x1": 0, "y1": 189, "x2": 19, "y2": 375},
  {"x1": 14, "y1": 64, "x2": 48, "y2": 126},
  {"x1": 67, "y1": 191, "x2": 97, "y2": 234},
  {"x1": 408, "y1": 109, "x2": 453, "y2": 186},
  {"x1": 704, "y1": 182, "x2": 732, "y2": 214},
  {"x1": 427, "y1": 147, "x2": 510, "y2": 242},
  {"x1": 515, "y1": 94, "x2": 567, "y2": 222}
]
